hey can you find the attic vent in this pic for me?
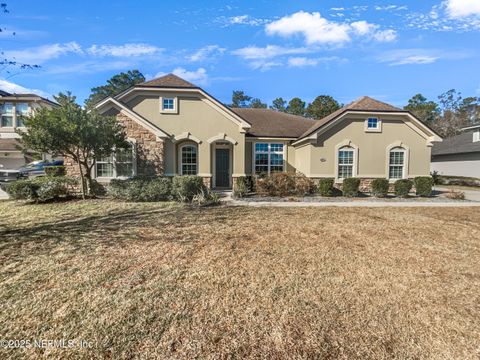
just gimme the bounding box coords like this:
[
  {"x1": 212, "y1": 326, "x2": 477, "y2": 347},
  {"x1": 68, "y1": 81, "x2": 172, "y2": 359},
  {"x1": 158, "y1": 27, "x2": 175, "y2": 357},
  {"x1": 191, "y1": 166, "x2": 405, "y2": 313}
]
[{"x1": 473, "y1": 129, "x2": 480, "y2": 143}]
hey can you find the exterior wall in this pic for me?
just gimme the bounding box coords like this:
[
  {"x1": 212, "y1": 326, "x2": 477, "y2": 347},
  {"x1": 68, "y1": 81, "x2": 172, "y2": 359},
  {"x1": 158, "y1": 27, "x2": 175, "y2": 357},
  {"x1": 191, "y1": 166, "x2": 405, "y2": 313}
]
[
  {"x1": 0, "y1": 154, "x2": 25, "y2": 169},
  {"x1": 296, "y1": 114, "x2": 432, "y2": 179},
  {"x1": 126, "y1": 93, "x2": 245, "y2": 178},
  {"x1": 431, "y1": 152, "x2": 480, "y2": 178}
]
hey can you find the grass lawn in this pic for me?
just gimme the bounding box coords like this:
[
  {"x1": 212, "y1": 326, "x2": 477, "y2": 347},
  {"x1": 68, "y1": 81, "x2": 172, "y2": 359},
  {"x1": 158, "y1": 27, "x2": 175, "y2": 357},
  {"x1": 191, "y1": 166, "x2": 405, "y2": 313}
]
[{"x1": 1, "y1": 200, "x2": 479, "y2": 359}]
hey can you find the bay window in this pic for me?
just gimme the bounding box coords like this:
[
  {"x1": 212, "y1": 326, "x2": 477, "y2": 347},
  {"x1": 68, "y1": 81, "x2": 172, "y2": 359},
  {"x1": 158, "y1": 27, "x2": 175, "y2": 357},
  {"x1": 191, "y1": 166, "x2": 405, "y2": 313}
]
[{"x1": 254, "y1": 143, "x2": 284, "y2": 175}]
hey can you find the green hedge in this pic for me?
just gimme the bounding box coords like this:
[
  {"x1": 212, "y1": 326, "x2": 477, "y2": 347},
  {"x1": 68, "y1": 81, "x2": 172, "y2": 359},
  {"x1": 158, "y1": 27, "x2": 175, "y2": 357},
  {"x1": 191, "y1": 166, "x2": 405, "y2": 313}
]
[
  {"x1": 317, "y1": 178, "x2": 335, "y2": 197},
  {"x1": 394, "y1": 179, "x2": 413, "y2": 197},
  {"x1": 342, "y1": 178, "x2": 360, "y2": 197},
  {"x1": 172, "y1": 176, "x2": 206, "y2": 201},
  {"x1": 108, "y1": 176, "x2": 172, "y2": 202},
  {"x1": 371, "y1": 178, "x2": 389, "y2": 198},
  {"x1": 6, "y1": 176, "x2": 77, "y2": 202},
  {"x1": 414, "y1": 176, "x2": 433, "y2": 197}
]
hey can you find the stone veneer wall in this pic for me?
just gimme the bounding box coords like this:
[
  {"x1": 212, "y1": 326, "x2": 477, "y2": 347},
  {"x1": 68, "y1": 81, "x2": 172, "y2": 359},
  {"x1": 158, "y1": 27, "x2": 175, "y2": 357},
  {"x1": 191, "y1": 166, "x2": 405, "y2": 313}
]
[{"x1": 64, "y1": 112, "x2": 165, "y2": 180}]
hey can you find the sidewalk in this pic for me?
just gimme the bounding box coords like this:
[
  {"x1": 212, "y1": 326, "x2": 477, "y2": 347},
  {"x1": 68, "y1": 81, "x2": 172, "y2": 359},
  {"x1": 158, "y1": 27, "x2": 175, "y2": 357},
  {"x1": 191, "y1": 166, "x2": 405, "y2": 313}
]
[{"x1": 230, "y1": 200, "x2": 480, "y2": 207}]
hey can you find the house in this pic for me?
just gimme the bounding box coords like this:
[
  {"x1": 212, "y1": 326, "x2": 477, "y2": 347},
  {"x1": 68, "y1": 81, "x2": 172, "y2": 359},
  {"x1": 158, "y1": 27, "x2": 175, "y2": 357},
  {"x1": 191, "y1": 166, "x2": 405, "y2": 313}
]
[
  {"x1": 0, "y1": 91, "x2": 58, "y2": 169},
  {"x1": 68, "y1": 74, "x2": 441, "y2": 189},
  {"x1": 431, "y1": 124, "x2": 480, "y2": 179}
]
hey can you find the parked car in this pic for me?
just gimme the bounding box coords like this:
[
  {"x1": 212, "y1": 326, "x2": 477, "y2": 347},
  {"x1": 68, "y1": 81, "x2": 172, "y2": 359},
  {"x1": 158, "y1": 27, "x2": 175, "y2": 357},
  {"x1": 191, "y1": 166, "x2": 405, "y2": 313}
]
[
  {"x1": 0, "y1": 169, "x2": 21, "y2": 189},
  {"x1": 18, "y1": 159, "x2": 64, "y2": 178}
]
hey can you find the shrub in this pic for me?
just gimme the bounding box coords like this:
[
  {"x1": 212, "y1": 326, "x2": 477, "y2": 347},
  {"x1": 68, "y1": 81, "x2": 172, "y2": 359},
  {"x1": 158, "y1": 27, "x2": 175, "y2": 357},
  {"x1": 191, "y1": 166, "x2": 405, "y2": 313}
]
[
  {"x1": 270, "y1": 173, "x2": 295, "y2": 197},
  {"x1": 394, "y1": 179, "x2": 413, "y2": 197},
  {"x1": 444, "y1": 189, "x2": 465, "y2": 200},
  {"x1": 430, "y1": 171, "x2": 441, "y2": 185},
  {"x1": 371, "y1": 178, "x2": 389, "y2": 198},
  {"x1": 317, "y1": 178, "x2": 335, "y2": 197},
  {"x1": 44, "y1": 165, "x2": 65, "y2": 177},
  {"x1": 414, "y1": 177, "x2": 433, "y2": 197},
  {"x1": 172, "y1": 176, "x2": 205, "y2": 201},
  {"x1": 6, "y1": 176, "x2": 77, "y2": 202},
  {"x1": 342, "y1": 178, "x2": 360, "y2": 197},
  {"x1": 255, "y1": 176, "x2": 274, "y2": 196},
  {"x1": 234, "y1": 176, "x2": 255, "y2": 198},
  {"x1": 192, "y1": 188, "x2": 221, "y2": 206},
  {"x1": 89, "y1": 179, "x2": 107, "y2": 196},
  {"x1": 295, "y1": 173, "x2": 315, "y2": 195},
  {"x1": 108, "y1": 176, "x2": 172, "y2": 202}
]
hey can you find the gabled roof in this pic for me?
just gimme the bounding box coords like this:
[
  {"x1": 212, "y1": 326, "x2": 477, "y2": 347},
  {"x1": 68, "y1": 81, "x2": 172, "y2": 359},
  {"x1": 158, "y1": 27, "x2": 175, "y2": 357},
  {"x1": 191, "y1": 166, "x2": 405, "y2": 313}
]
[
  {"x1": 138, "y1": 74, "x2": 198, "y2": 88},
  {"x1": 299, "y1": 96, "x2": 402, "y2": 139},
  {"x1": 432, "y1": 130, "x2": 480, "y2": 156},
  {"x1": 0, "y1": 90, "x2": 11, "y2": 97},
  {"x1": 231, "y1": 108, "x2": 316, "y2": 138},
  {"x1": 0, "y1": 91, "x2": 58, "y2": 106}
]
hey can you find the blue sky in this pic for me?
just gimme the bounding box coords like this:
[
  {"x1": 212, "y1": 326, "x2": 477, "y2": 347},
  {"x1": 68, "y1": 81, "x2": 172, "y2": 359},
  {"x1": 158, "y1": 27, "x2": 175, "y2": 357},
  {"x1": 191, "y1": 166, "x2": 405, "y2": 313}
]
[{"x1": 1, "y1": 0, "x2": 480, "y2": 107}]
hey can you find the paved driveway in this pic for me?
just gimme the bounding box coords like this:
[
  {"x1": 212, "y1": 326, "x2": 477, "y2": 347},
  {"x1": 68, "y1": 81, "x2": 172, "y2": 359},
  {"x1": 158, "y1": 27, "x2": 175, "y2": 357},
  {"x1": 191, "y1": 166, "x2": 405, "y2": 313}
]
[{"x1": 0, "y1": 188, "x2": 8, "y2": 200}]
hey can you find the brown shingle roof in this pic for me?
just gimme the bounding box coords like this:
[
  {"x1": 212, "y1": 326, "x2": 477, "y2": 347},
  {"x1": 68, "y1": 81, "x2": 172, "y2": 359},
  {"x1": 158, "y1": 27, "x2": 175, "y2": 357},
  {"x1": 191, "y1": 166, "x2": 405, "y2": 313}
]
[
  {"x1": 139, "y1": 73, "x2": 197, "y2": 88},
  {"x1": 231, "y1": 108, "x2": 316, "y2": 138},
  {"x1": 299, "y1": 96, "x2": 403, "y2": 139}
]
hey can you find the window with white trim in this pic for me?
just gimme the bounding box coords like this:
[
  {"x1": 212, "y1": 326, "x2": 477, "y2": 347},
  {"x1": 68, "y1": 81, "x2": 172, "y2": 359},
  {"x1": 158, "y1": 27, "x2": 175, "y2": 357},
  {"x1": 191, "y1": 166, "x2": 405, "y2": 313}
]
[
  {"x1": 180, "y1": 144, "x2": 197, "y2": 175},
  {"x1": 254, "y1": 143, "x2": 284, "y2": 175},
  {"x1": 367, "y1": 117, "x2": 379, "y2": 129},
  {"x1": 15, "y1": 103, "x2": 29, "y2": 127},
  {"x1": 388, "y1": 147, "x2": 405, "y2": 179},
  {"x1": 162, "y1": 98, "x2": 175, "y2": 111},
  {"x1": 96, "y1": 143, "x2": 135, "y2": 178},
  {"x1": 337, "y1": 147, "x2": 354, "y2": 179},
  {"x1": 1, "y1": 103, "x2": 13, "y2": 127}
]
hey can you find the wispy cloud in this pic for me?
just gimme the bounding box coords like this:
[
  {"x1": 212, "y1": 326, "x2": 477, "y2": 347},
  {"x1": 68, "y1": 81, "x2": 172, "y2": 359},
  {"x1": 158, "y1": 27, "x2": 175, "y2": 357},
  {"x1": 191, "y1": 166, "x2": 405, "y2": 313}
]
[
  {"x1": 265, "y1": 11, "x2": 397, "y2": 45},
  {"x1": 0, "y1": 78, "x2": 50, "y2": 98},
  {"x1": 287, "y1": 56, "x2": 345, "y2": 68},
  {"x1": 374, "y1": 5, "x2": 408, "y2": 11},
  {"x1": 3, "y1": 42, "x2": 82, "y2": 64},
  {"x1": 87, "y1": 43, "x2": 162, "y2": 57},
  {"x1": 155, "y1": 67, "x2": 209, "y2": 86},
  {"x1": 187, "y1": 45, "x2": 226, "y2": 62},
  {"x1": 377, "y1": 48, "x2": 472, "y2": 66},
  {"x1": 232, "y1": 45, "x2": 311, "y2": 59},
  {"x1": 217, "y1": 14, "x2": 268, "y2": 27}
]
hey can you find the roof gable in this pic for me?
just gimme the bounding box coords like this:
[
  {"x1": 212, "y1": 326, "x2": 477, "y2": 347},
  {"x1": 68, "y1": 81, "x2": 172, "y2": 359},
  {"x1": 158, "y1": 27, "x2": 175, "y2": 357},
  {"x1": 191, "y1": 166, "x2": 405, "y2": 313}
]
[{"x1": 139, "y1": 74, "x2": 197, "y2": 88}]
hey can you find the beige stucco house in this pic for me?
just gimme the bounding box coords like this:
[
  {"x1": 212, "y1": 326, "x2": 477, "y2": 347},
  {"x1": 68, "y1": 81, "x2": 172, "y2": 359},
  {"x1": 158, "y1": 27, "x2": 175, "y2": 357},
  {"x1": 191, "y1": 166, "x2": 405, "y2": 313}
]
[
  {"x1": 0, "y1": 90, "x2": 58, "y2": 169},
  {"x1": 82, "y1": 74, "x2": 441, "y2": 189}
]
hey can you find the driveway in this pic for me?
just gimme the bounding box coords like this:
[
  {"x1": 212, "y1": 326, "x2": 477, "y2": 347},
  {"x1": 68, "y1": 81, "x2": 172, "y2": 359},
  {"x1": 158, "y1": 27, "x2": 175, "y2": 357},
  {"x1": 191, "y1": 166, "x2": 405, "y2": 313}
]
[{"x1": 0, "y1": 188, "x2": 8, "y2": 200}]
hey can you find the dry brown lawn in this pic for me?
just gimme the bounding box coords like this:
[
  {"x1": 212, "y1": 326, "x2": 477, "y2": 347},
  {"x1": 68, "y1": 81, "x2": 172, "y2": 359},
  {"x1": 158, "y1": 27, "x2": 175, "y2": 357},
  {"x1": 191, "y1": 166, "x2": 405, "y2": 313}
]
[{"x1": 0, "y1": 200, "x2": 479, "y2": 359}]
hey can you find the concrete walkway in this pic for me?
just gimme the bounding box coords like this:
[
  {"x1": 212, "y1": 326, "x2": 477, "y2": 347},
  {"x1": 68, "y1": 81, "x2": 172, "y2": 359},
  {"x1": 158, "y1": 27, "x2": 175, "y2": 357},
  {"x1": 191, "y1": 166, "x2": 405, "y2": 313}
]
[
  {"x1": 0, "y1": 188, "x2": 8, "y2": 200},
  {"x1": 230, "y1": 200, "x2": 480, "y2": 207},
  {"x1": 436, "y1": 187, "x2": 480, "y2": 202}
]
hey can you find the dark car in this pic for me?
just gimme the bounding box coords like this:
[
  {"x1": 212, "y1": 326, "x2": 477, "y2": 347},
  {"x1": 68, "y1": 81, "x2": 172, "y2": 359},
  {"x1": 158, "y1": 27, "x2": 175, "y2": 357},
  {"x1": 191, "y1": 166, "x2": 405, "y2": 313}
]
[{"x1": 18, "y1": 159, "x2": 64, "y2": 178}]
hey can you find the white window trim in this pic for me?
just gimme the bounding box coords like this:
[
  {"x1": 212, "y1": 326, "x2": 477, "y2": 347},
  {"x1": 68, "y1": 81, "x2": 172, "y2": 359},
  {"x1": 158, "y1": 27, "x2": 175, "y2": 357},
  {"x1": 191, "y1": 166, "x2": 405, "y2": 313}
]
[
  {"x1": 159, "y1": 96, "x2": 178, "y2": 114},
  {"x1": 334, "y1": 140, "x2": 359, "y2": 182},
  {"x1": 178, "y1": 143, "x2": 198, "y2": 175},
  {"x1": 386, "y1": 141, "x2": 409, "y2": 181},
  {"x1": 364, "y1": 117, "x2": 382, "y2": 133},
  {"x1": 0, "y1": 102, "x2": 14, "y2": 128},
  {"x1": 95, "y1": 140, "x2": 137, "y2": 180},
  {"x1": 252, "y1": 141, "x2": 286, "y2": 175}
]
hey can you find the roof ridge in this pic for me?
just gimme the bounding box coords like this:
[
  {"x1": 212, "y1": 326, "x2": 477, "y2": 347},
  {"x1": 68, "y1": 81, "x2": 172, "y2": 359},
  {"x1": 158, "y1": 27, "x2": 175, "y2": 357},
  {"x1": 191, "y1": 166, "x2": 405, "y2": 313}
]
[{"x1": 140, "y1": 73, "x2": 197, "y2": 88}]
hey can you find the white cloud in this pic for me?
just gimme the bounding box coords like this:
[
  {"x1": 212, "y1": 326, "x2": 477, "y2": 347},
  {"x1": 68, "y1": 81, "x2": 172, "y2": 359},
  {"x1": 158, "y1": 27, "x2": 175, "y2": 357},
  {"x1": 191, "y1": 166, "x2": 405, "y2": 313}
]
[
  {"x1": 232, "y1": 45, "x2": 310, "y2": 59},
  {"x1": 87, "y1": 43, "x2": 162, "y2": 57},
  {"x1": 265, "y1": 11, "x2": 396, "y2": 45},
  {"x1": 445, "y1": 0, "x2": 480, "y2": 18},
  {"x1": 374, "y1": 5, "x2": 408, "y2": 11},
  {"x1": 378, "y1": 49, "x2": 441, "y2": 65},
  {"x1": 287, "y1": 57, "x2": 319, "y2": 67},
  {"x1": 220, "y1": 15, "x2": 268, "y2": 26},
  {"x1": 266, "y1": 11, "x2": 351, "y2": 45},
  {"x1": 3, "y1": 42, "x2": 82, "y2": 64},
  {"x1": 0, "y1": 79, "x2": 50, "y2": 98},
  {"x1": 155, "y1": 68, "x2": 209, "y2": 86},
  {"x1": 187, "y1": 45, "x2": 226, "y2": 62}
]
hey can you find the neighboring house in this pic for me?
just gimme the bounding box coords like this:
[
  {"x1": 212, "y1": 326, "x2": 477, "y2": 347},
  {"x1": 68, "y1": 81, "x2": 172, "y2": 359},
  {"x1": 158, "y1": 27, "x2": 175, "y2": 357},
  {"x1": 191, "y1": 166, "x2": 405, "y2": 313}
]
[
  {"x1": 67, "y1": 74, "x2": 441, "y2": 189},
  {"x1": 0, "y1": 91, "x2": 58, "y2": 169},
  {"x1": 431, "y1": 124, "x2": 480, "y2": 179}
]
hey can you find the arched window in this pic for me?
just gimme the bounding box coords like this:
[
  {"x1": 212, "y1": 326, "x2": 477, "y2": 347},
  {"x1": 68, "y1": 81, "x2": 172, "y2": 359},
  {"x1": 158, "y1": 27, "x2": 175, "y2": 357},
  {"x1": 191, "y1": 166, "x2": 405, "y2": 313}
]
[
  {"x1": 337, "y1": 146, "x2": 355, "y2": 179},
  {"x1": 180, "y1": 144, "x2": 198, "y2": 175},
  {"x1": 388, "y1": 147, "x2": 406, "y2": 179}
]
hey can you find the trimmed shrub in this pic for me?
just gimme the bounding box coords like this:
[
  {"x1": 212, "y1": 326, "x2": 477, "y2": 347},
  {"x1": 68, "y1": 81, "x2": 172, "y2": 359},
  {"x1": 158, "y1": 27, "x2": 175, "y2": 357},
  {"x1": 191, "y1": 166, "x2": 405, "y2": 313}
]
[
  {"x1": 172, "y1": 175, "x2": 205, "y2": 201},
  {"x1": 317, "y1": 178, "x2": 335, "y2": 197},
  {"x1": 414, "y1": 176, "x2": 434, "y2": 197},
  {"x1": 342, "y1": 178, "x2": 360, "y2": 197},
  {"x1": 6, "y1": 176, "x2": 77, "y2": 202},
  {"x1": 44, "y1": 165, "x2": 65, "y2": 177},
  {"x1": 371, "y1": 178, "x2": 389, "y2": 198},
  {"x1": 89, "y1": 179, "x2": 107, "y2": 196},
  {"x1": 394, "y1": 179, "x2": 413, "y2": 197},
  {"x1": 295, "y1": 173, "x2": 315, "y2": 195},
  {"x1": 108, "y1": 176, "x2": 172, "y2": 202},
  {"x1": 255, "y1": 176, "x2": 274, "y2": 196},
  {"x1": 234, "y1": 176, "x2": 255, "y2": 198}
]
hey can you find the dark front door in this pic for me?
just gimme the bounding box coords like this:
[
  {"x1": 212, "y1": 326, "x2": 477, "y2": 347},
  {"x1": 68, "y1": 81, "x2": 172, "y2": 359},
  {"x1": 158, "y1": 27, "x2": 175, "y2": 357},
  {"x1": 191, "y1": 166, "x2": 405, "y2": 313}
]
[{"x1": 215, "y1": 148, "x2": 230, "y2": 188}]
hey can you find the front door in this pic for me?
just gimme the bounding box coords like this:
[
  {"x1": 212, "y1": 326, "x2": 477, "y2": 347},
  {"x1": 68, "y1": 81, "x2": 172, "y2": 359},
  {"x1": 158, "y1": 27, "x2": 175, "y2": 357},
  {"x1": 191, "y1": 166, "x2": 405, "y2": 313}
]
[{"x1": 215, "y1": 148, "x2": 230, "y2": 188}]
